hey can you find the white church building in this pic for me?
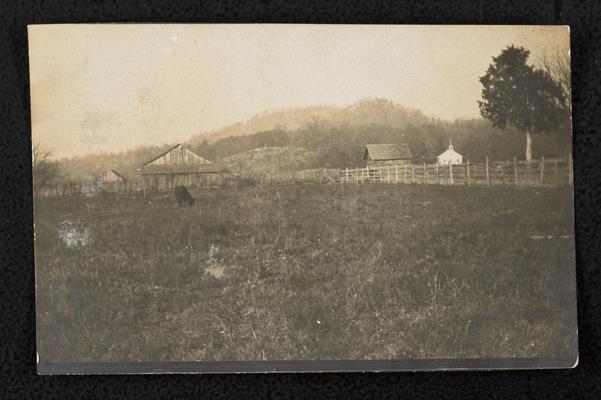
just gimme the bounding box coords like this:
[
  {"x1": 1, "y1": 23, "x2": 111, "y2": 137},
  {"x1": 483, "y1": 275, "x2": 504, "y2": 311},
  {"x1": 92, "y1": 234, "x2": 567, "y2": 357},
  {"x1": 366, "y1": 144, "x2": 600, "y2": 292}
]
[{"x1": 437, "y1": 140, "x2": 463, "y2": 165}]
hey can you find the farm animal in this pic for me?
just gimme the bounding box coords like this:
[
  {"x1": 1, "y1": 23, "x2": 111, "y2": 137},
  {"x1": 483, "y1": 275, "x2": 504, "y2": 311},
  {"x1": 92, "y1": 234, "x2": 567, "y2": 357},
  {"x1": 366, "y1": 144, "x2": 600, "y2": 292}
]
[{"x1": 174, "y1": 185, "x2": 194, "y2": 206}]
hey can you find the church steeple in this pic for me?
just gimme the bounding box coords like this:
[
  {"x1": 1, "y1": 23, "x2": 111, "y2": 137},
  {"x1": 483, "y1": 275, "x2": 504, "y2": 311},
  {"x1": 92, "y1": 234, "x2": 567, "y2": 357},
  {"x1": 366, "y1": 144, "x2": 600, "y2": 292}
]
[{"x1": 448, "y1": 138, "x2": 453, "y2": 151}]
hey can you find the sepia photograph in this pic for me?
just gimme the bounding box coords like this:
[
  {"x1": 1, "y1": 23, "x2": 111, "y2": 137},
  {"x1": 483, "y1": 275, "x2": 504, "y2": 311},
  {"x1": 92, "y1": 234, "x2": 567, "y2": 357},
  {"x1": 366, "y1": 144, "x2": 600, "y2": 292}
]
[{"x1": 29, "y1": 24, "x2": 577, "y2": 373}]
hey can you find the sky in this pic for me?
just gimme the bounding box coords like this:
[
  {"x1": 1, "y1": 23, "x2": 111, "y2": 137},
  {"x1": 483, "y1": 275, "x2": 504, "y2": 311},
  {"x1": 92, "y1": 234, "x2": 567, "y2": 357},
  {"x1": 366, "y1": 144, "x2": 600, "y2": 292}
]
[{"x1": 28, "y1": 24, "x2": 570, "y2": 159}]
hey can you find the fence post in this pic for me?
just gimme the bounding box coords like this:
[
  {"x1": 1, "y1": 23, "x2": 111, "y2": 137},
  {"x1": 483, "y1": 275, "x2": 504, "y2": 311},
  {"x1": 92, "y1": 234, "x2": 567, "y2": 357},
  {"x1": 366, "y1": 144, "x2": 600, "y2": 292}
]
[
  {"x1": 513, "y1": 157, "x2": 518, "y2": 187},
  {"x1": 539, "y1": 155, "x2": 545, "y2": 186},
  {"x1": 412, "y1": 164, "x2": 415, "y2": 183},
  {"x1": 485, "y1": 156, "x2": 490, "y2": 186},
  {"x1": 568, "y1": 153, "x2": 573, "y2": 187},
  {"x1": 423, "y1": 162, "x2": 427, "y2": 184},
  {"x1": 449, "y1": 163, "x2": 454, "y2": 185},
  {"x1": 466, "y1": 160, "x2": 471, "y2": 186},
  {"x1": 387, "y1": 166, "x2": 391, "y2": 184},
  {"x1": 436, "y1": 163, "x2": 440, "y2": 185},
  {"x1": 404, "y1": 164, "x2": 407, "y2": 183},
  {"x1": 395, "y1": 165, "x2": 398, "y2": 184},
  {"x1": 366, "y1": 165, "x2": 370, "y2": 183}
]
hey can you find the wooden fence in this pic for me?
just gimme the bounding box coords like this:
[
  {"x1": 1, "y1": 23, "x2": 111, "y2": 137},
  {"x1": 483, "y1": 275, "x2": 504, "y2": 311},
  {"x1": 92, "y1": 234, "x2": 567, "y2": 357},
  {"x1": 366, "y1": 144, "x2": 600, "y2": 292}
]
[
  {"x1": 34, "y1": 181, "x2": 147, "y2": 198},
  {"x1": 35, "y1": 155, "x2": 573, "y2": 198},
  {"x1": 338, "y1": 156, "x2": 573, "y2": 188},
  {"x1": 295, "y1": 168, "x2": 341, "y2": 183}
]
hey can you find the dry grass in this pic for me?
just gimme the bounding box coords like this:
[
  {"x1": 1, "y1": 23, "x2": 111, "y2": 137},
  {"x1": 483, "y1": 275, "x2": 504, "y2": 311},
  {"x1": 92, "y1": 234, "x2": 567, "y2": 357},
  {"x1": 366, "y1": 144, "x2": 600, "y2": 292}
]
[{"x1": 34, "y1": 183, "x2": 577, "y2": 362}]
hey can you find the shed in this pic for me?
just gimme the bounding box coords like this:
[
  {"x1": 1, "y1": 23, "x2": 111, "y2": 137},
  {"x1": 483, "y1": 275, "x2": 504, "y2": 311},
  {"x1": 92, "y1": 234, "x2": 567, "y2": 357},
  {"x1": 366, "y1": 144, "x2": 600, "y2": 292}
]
[
  {"x1": 102, "y1": 169, "x2": 127, "y2": 184},
  {"x1": 139, "y1": 144, "x2": 226, "y2": 190},
  {"x1": 364, "y1": 143, "x2": 413, "y2": 166},
  {"x1": 437, "y1": 141, "x2": 463, "y2": 166},
  {"x1": 96, "y1": 168, "x2": 143, "y2": 192}
]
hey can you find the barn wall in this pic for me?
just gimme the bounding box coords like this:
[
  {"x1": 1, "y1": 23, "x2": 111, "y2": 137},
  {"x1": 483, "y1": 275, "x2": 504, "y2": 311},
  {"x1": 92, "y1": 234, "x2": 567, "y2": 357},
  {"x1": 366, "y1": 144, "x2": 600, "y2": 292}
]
[{"x1": 143, "y1": 173, "x2": 226, "y2": 191}]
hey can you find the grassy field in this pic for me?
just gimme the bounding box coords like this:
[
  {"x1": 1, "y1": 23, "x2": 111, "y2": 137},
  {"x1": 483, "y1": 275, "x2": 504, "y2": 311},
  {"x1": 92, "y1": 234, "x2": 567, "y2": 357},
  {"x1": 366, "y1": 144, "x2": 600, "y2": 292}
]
[{"x1": 34, "y1": 183, "x2": 577, "y2": 362}]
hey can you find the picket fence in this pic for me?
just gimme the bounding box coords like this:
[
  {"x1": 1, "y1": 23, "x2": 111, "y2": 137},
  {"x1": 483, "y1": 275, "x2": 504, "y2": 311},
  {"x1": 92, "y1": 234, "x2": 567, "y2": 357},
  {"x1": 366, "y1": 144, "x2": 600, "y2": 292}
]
[{"x1": 338, "y1": 156, "x2": 573, "y2": 188}]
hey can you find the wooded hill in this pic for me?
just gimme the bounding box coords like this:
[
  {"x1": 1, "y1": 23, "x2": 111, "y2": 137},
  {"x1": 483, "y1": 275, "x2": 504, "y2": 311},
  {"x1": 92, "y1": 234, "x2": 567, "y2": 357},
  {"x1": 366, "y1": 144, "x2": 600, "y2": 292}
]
[
  {"x1": 54, "y1": 98, "x2": 571, "y2": 182},
  {"x1": 190, "y1": 98, "x2": 570, "y2": 168},
  {"x1": 188, "y1": 98, "x2": 432, "y2": 146}
]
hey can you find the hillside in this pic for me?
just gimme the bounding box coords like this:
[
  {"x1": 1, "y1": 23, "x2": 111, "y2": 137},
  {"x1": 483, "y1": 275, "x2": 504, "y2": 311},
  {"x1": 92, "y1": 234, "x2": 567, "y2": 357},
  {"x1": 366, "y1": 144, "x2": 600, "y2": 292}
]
[
  {"x1": 188, "y1": 98, "x2": 432, "y2": 147},
  {"x1": 218, "y1": 146, "x2": 317, "y2": 178},
  {"x1": 190, "y1": 105, "x2": 340, "y2": 146}
]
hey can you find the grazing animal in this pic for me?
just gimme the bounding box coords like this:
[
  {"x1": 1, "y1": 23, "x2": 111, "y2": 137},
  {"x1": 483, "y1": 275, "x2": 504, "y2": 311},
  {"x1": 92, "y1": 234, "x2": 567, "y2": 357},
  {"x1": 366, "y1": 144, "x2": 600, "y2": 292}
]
[{"x1": 174, "y1": 185, "x2": 194, "y2": 206}]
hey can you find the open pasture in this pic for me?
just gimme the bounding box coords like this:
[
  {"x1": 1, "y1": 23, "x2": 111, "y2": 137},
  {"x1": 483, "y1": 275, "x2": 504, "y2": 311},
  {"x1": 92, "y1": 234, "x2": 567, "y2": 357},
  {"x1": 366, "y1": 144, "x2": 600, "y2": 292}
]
[{"x1": 34, "y1": 183, "x2": 577, "y2": 362}]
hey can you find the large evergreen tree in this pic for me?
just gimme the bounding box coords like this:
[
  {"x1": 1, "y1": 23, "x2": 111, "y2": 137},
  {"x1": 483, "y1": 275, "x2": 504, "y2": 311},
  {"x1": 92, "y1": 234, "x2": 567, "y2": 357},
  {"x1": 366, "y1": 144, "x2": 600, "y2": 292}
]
[{"x1": 478, "y1": 45, "x2": 567, "y2": 161}]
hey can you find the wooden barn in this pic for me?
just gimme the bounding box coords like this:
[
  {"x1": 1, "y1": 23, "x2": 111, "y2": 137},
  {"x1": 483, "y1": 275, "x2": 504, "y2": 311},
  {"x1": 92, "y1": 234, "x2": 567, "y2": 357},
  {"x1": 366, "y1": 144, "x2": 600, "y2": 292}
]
[
  {"x1": 139, "y1": 144, "x2": 226, "y2": 191},
  {"x1": 364, "y1": 143, "x2": 413, "y2": 167}
]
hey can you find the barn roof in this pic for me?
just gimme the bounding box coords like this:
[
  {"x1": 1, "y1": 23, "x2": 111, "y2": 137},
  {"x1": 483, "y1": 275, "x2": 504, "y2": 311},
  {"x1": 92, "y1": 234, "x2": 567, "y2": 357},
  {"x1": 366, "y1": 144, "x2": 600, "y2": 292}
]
[
  {"x1": 104, "y1": 168, "x2": 140, "y2": 182},
  {"x1": 364, "y1": 144, "x2": 412, "y2": 161},
  {"x1": 140, "y1": 164, "x2": 226, "y2": 175},
  {"x1": 109, "y1": 169, "x2": 128, "y2": 181},
  {"x1": 142, "y1": 144, "x2": 210, "y2": 166}
]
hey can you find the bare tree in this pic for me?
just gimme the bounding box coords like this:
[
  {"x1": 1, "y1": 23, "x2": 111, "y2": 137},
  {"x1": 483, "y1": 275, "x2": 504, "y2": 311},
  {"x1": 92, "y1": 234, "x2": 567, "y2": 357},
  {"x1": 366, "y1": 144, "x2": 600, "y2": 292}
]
[
  {"x1": 32, "y1": 142, "x2": 61, "y2": 195},
  {"x1": 538, "y1": 49, "x2": 571, "y2": 112}
]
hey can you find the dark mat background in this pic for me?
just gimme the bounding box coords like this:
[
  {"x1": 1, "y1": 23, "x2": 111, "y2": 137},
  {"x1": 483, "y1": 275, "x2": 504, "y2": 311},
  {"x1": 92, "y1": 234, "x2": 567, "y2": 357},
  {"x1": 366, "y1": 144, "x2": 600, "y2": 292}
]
[{"x1": 1, "y1": 0, "x2": 600, "y2": 398}]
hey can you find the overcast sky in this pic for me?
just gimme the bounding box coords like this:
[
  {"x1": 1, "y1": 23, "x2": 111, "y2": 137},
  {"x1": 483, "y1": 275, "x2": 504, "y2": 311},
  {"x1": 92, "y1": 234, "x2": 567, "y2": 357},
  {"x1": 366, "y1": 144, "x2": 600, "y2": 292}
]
[{"x1": 29, "y1": 24, "x2": 569, "y2": 159}]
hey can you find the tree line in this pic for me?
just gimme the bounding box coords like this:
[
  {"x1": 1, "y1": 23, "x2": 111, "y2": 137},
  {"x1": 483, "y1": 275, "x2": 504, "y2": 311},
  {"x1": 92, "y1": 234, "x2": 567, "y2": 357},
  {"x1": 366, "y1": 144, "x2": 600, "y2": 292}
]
[{"x1": 192, "y1": 119, "x2": 569, "y2": 169}]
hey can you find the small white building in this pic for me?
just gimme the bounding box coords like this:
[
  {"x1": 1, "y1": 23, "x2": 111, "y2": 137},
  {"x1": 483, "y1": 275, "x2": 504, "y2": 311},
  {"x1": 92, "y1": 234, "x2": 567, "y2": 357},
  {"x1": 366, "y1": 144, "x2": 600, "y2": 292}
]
[{"x1": 437, "y1": 141, "x2": 463, "y2": 166}]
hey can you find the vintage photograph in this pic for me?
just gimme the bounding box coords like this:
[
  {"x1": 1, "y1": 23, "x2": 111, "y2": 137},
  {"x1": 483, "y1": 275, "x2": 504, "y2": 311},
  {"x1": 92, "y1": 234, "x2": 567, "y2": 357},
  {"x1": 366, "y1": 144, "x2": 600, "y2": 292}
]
[{"x1": 29, "y1": 24, "x2": 577, "y2": 373}]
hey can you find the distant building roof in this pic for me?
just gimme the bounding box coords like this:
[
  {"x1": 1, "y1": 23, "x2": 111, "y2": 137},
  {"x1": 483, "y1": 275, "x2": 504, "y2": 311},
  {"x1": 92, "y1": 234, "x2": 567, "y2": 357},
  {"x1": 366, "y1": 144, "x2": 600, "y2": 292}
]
[
  {"x1": 98, "y1": 169, "x2": 138, "y2": 183},
  {"x1": 109, "y1": 168, "x2": 142, "y2": 181},
  {"x1": 437, "y1": 148, "x2": 463, "y2": 158},
  {"x1": 437, "y1": 140, "x2": 462, "y2": 159},
  {"x1": 364, "y1": 144, "x2": 412, "y2": 161},
  {"x1": 109, "y1": 169, "x2": 127, "y2": 181}
]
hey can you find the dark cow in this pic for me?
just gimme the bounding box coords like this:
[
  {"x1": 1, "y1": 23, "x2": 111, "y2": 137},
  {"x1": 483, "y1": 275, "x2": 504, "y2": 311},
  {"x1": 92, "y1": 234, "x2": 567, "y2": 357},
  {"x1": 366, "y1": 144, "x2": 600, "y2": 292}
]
[{"x1": 174, "y1": 185, "x2": 194, "y2": 206}]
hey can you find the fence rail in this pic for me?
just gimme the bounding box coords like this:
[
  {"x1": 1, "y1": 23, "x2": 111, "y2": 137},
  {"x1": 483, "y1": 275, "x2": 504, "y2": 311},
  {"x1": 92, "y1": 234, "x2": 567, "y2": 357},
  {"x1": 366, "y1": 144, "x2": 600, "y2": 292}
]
[
  {"x1": 295, "y1": 168, "x2": 341, "y2": 183},
  {"x1": 339, "y1": 156, "x2": 573, "y2": 188},
  {"x1": 35, "y1": 155, "x2": 573, "y2": 198}
]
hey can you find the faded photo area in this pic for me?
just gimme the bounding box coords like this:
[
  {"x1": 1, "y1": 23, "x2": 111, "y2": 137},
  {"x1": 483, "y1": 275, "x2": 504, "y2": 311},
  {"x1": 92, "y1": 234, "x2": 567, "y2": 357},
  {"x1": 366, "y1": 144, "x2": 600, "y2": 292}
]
[{"x1": 29, "y1": 24, "x2": 577, "y2": 373}]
